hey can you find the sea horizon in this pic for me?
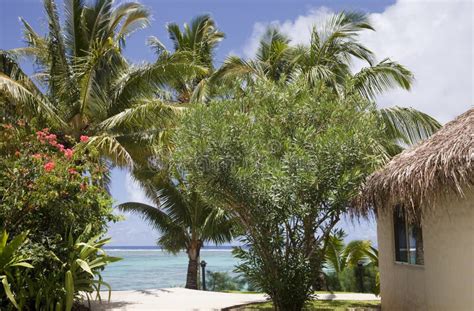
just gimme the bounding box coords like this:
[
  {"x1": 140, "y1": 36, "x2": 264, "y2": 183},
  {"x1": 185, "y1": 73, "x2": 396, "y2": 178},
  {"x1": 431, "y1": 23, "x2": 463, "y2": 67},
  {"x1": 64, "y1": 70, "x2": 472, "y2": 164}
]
[{"x1": 102, "y1": 248, "x2": 240, "y2": 290}]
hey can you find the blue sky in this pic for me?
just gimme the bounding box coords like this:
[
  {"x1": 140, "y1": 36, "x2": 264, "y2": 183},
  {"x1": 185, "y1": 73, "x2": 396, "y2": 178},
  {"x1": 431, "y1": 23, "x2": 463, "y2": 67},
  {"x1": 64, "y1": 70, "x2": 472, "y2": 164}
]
[{"x1": 1, "y1": 0, "x2": 472, "y2": 245}]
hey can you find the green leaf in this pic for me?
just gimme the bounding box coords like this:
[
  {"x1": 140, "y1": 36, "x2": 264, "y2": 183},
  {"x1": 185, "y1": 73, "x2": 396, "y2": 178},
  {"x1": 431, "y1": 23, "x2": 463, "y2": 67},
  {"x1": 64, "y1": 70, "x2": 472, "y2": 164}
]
[
  {"x1": 76, "y1": 259, "x2": 94, "y2": 276},
  {"x1": 65, "y1": 270, "x2": 74, "y2": 311},
  {"x1": 1, "y1": 276, "x2": 19, "y2": 309},
  {"x1": 11, "y1": 262, "x2": 34, "y2": 269}
]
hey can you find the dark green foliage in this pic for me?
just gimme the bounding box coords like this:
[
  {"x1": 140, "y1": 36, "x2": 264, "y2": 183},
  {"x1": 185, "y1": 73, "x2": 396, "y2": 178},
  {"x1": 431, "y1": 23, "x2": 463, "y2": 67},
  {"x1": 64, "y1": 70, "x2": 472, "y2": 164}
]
[
  {"x1": 205, "y1": 271, "x2": 254, "y2": 292},
  {"x1": 174, "y1": 81, "x2": 384, "y2": 310},
  {"x1": 325, "y1": 264, "x2": 378, "y2": 294},
  {"x1": 323, "y1": 230, "x2": 380, "y2": 295},
  {"x1": 0, "y1": 231, "x2": 33, "y2": 309}
]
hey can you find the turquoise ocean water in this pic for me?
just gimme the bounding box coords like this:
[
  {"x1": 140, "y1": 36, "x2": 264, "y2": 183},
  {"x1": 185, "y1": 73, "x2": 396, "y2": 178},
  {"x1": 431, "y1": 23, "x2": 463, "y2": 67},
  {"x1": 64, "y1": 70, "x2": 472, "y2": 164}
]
[{"x1": 102, "y1": 246, "x2": 239, "y2": 290}]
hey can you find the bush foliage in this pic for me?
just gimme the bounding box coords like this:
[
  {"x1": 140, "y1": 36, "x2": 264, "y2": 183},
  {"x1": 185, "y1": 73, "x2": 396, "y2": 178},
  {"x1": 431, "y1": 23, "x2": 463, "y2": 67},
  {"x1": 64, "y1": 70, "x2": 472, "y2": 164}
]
[
  {"x1": 174, "y1": 81, "x2": 384, "y2": 310},
  {"x1": 0, "y1": 122, "x2": 118, "y2": 310}
]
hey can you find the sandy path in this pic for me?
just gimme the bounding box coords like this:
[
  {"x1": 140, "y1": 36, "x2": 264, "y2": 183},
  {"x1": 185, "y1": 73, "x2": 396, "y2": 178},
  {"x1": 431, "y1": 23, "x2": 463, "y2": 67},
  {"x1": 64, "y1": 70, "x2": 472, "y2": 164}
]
[
  {"x1": 87, "y1": 288, "x2": 267, "y2": 310},
  {"x1": 86, "y1": 288, "x2": 380, "y2": 310}
]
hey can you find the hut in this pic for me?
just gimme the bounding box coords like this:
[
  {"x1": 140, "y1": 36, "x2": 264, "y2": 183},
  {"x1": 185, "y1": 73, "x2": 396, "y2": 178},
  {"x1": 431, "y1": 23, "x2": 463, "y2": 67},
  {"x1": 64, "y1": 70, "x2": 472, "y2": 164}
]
[{"x1": 358, "y1": 108, "x2": 473, "y2": 310}]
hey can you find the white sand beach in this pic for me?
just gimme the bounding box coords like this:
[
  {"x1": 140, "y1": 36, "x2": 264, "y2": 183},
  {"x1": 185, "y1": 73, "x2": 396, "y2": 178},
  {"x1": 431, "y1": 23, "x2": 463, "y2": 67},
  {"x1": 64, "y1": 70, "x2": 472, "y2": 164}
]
[{"x1": 86, "y1": 288, "x2": 380, "y2": 310}]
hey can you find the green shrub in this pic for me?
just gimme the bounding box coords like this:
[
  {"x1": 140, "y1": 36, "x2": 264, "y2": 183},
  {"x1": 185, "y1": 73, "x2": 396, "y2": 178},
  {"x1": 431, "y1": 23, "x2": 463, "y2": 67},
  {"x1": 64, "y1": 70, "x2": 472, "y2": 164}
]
[
  {"x1": 174, "y1": 81, "x2": 383, "y2": 311},
  {"x1": 0, "y1": 123, "x2": 118, "y2": 310},
  {"x1": 325, "y1": 264, "x2": 378, "y2": 294},
  {"x1": 0, "y1": 230, "x2": 33, "y2": 309},
  {"x1": 205, "y1": 271, "x2": 257, "y2": 292}
]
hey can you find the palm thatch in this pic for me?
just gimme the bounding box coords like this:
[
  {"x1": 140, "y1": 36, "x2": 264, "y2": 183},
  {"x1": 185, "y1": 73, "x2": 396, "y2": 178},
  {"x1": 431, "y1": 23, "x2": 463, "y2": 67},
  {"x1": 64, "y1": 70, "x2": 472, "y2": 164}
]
[{"x1": 356, "y1": 108, "x2": 473, "y2": 219}]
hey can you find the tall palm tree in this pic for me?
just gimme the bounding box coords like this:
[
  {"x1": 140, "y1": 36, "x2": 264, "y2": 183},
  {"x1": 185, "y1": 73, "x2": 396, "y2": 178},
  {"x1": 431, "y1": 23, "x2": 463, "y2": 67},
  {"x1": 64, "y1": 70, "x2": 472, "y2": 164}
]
[
  {"x1": 0, "y1": 0, "x2": 202, "y2": 165},
  {"x1": 118, "y1": 168, "x2": 235, "y2": 289},
  {"x1": 216, "y1": 12, "x2": 441, "y2": 154},
  {"x1": 148, "y1": 14, "x2": 224, "y2": 103}
]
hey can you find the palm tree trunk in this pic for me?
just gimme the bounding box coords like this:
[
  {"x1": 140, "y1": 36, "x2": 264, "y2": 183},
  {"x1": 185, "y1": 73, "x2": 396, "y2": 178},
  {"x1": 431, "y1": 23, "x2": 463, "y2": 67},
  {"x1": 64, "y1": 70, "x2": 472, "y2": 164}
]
[{"x1": 185, "y1": 241, "x2": 202, "y2": 289}]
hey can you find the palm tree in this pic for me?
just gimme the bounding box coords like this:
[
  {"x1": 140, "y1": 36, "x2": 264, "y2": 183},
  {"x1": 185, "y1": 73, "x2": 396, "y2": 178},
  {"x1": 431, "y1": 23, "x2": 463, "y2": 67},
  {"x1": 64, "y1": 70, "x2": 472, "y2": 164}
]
[
  {"x1": 324, "y1": 229, "x2": 379, "y2": 294},
  {"x1": 216, "y1": 12, "x2": 441, "y2": 154},
  {"x1": 0, "y1": 0, "x2": 202, "y2": 166},
  {"x1": 118, "y1": 168, "x2": 234, "y2": 289},
  {"x1": 148, "y1": 14, "x2": 224, "y2": 103},
  {"x1": 216, "y1": 28, "x2": 295, "y2": 84}
]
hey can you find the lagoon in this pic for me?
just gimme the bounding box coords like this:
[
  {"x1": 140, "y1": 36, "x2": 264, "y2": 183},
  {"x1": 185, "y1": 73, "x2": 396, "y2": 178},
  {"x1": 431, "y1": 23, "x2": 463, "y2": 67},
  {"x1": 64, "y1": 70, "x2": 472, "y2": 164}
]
[{"x1": 102, "y1": 247, "x2": 239, "y2": 290}]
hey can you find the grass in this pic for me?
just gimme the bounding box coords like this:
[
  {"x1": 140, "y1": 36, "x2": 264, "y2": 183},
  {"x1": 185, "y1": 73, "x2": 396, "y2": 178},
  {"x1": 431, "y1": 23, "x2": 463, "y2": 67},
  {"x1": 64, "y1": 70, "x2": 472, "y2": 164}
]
[{"x1": 233, "y1": 300, "x2": 380, "y2": 310}]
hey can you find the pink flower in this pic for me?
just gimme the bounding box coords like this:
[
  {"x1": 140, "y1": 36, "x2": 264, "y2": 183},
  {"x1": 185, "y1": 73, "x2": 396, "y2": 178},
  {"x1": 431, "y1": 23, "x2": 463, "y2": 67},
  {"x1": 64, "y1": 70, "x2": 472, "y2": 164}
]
[
  {"x1": 57, "y1": 144, "x2": 65, "y2": 152},
  {"x1": 80, "y1": 135, "x2": 89, "y2": 143},
  {"x1": 68, "y1": 168, "x2": 78, "y2": 175},
  {"x1": 32, "y1": 154, "x2": 42, "y2": 160},
  {"x1": 64, "y1": 148, "x2": 74, "y2": 159},
  {"x1": 15, "y1": 150, "x2": 21, "y2": 157},
  {"x1": 3, "y1": 124, "x2": 13, "y2": 129},
  {"x1": 45, "y1": 134, "x2": 57, "y2": 142},
  {"x1": 44, "y1": 161, "x2": 55, "y2": 172}
]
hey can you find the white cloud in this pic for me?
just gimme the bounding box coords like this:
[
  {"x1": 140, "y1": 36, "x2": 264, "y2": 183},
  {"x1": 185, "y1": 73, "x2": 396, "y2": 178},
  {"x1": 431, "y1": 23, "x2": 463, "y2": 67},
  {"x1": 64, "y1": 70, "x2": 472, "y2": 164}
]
[
  {"x1": 125, "y1": 172, "x2": 155, "y2": 205},
  {"x1": 243, "y1": 7, "x2": 333, "y2": 58},
  {"x1": 107, "y1": 170, "x2": 158, "y2": 246},
  {"x1": 243, "y1": 0, "x2": 473, "y2": 123}
]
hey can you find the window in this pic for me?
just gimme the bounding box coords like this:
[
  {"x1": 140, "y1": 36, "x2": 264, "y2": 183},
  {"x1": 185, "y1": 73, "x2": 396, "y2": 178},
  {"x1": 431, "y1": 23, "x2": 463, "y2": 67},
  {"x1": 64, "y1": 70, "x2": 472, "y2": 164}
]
[{"x1": 393, "y1": 207, "x2": 424, "y2": 265}]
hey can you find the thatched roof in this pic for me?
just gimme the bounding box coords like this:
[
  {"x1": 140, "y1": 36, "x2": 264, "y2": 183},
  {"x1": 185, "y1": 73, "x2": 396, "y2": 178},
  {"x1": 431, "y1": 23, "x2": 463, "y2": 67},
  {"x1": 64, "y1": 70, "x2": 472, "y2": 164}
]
[{"x1": 357, "y1": 108, "x2": 473, "y2": 219}]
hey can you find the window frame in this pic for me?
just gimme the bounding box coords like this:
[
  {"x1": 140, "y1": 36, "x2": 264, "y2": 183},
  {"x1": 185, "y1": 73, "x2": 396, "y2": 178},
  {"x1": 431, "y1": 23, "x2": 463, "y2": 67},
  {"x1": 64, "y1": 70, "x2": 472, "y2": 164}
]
[{"x1": 392, "y1": 207, "x2": 424, "y2": 266}]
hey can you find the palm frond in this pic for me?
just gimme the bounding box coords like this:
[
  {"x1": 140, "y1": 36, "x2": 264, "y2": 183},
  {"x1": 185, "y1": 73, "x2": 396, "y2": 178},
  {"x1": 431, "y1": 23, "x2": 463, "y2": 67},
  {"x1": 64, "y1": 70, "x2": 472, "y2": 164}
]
[
  {"x1": 64, "y1": 0, "x2": 86, "y2": 58},
  {"x1": 378, "y1": 106, "x2": 441, "y2": 147},
  {"x1": 116, "y1": 6, "x2": 150, "y2": 44},
  {"x1": 342, "y1": 240, "x2": 371, "y2": 266},
  {"x1": 86, "y1": 134, "x2": 134, "y2": 167},
  {"x1": 352, "y1": 59, "x2": 414, "y2": 100},
  {"x1": 96, "y1": 98, "x2": 179, "y2": 133},
  {"x1": 117, "y1": 202, "x2": 174, "y2": 232},
  {"x1": 189, "y1": 78, "x2": 210, "y2": 103},
  {"x1": 0, "y1": 53, "x2": 66, "y2": 127},
  {"x1": 147, "y1": 36, "x2": 167, "y2": 57}
]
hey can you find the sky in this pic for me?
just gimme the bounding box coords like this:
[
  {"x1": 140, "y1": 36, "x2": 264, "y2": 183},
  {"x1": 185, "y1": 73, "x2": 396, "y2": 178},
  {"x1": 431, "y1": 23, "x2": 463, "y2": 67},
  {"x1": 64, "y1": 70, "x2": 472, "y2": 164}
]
[{"x1": 1, "y1": 0, "x2": 472, "y2": 246}]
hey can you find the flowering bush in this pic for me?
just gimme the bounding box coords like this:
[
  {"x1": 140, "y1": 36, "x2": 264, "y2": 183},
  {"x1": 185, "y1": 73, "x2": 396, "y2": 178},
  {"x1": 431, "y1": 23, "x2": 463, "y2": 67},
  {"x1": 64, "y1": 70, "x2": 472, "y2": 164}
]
[
  {"x1": 0, "y1": 122, "x2": 118, "y2": 309},
  {"x1": 0, "y1": 124, "x2": 114, "y2": 239}
]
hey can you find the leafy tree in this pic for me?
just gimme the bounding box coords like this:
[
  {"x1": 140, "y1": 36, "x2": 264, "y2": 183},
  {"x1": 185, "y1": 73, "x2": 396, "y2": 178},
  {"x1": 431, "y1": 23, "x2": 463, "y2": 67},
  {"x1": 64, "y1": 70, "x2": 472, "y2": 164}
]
[
  {"x1": 173, "y1": 80, "x2": 384, "y2": 310},
  {"x1": 118, "y1": 168, "x2": 234, "y2": 289},
  {"x1": 217, "y1": 12, "x2": 441, "y2": 156},
  {"x1": 0, "y1": 0, "x2": 200, "y2": 166}
]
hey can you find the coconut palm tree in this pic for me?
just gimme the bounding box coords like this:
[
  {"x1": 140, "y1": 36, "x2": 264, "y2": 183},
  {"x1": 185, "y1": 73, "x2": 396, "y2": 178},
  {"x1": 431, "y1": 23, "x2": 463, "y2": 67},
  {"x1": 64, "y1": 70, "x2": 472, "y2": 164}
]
[
  {"x1": 118, "y1": 167, "x2": 235, "y2": 289},
  {"x1": 0, "y1": 0, "x2": 203, "y2": 166},
  {"x1": 216, "y1": 28, "x2": 295, "y2": 84},
  {"x1": 324, "y1": 229, "x2": 379, "y2": 294},
  {"x1": 216, "y1": 12, "x2": 441, "y2": 155},
  {"x1": 147, "y1": 14, "x2": 224, "y2": 104}
]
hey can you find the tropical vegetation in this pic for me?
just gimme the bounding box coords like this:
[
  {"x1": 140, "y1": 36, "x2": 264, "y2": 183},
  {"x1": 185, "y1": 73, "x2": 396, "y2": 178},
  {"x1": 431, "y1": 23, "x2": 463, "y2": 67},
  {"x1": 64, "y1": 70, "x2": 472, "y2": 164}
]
[
  {"x1": 324, "y1": 230, "x2": 379, "y2": 294},
  {"x1": 173, "y1": 81, "x2": 384, "y2": 310},
  {"x1": 0, "y1": 0, "x2": 195, "y2": 167},
  {"x1": 118, "y1": 167, "x2": 234, "y2": 289},
  {"x1": 0, "y1": 122, "x2": 118, "y2": 309},
  {"x1": 0, "y1": 0, "x2": 443, "y2": 309}
]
